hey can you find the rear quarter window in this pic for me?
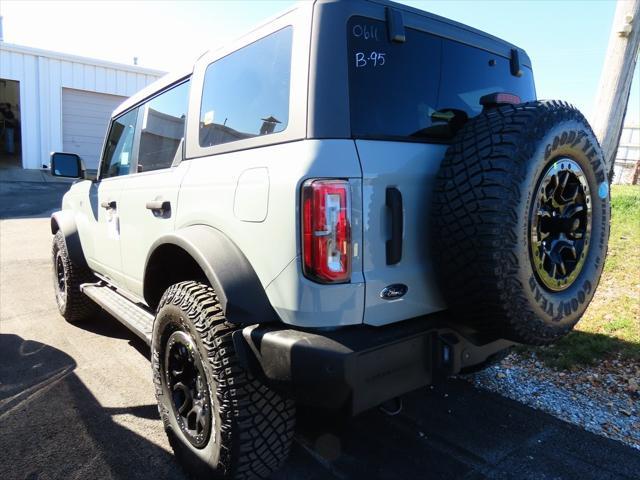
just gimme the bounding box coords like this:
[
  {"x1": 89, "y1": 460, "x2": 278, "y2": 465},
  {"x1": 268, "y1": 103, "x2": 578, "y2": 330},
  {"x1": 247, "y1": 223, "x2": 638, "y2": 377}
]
[
  {"x1": 199, "y1": 27, "x2": 293, "y2": 148},
  {"x1": 347, "y1": 16, "x2": 535, "y2": 141}
]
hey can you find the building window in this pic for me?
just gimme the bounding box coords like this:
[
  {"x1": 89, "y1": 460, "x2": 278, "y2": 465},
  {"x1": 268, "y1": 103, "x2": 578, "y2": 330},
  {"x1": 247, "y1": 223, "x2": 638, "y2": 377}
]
[{"x1": 199, "y1": 27, "x2": 293, "y2": 148}]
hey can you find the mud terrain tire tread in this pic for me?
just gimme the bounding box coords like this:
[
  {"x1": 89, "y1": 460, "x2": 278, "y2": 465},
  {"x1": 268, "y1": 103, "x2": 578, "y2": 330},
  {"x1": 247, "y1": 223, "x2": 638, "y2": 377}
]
[
  {"x1": 152, "y1": 281, "x2": 296, "y2": 480},
  {"x1": 432, "y1": 100, "x2": 609, "y2": 345},
  {"x1": 52, "y1": 230, "x2": 98, "y2": 322}
]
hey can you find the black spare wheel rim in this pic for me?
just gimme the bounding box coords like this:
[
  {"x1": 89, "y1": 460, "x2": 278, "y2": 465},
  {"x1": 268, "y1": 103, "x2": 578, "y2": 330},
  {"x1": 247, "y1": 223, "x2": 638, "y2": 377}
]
[
  {"x1": 530, "y1": 157, "x2": 592, "y2": 292},
  {"x1": 164, "y1": 330, "x2": 212, "y2": 448},
  {"x1": 431, "y1": 101, "x2": 610, "y2": 345}
]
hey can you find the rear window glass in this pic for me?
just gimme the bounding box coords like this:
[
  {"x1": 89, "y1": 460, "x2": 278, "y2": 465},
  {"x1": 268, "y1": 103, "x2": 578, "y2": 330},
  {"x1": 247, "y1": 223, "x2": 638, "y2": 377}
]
[
  {"x1": 199, "y1": 27, "x2": 293, "y2": 148},
  {"x1": 347, "y1": 16, "x2": 535, "y2": 141}
]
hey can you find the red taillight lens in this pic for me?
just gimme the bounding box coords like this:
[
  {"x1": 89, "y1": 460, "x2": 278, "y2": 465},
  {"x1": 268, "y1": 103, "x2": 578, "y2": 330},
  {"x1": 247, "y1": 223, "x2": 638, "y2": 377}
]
[
  {"x1": 479, "y1": 91, "x2": 521, "y2": 108},
  {"x1": 301, "y1": 179, "x2": 352, "y2": 283}
]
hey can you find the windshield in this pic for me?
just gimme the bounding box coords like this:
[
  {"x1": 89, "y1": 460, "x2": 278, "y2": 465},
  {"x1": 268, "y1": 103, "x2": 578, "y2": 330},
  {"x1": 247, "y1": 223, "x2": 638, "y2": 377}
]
[{"x1": 347, "y1": 16, "x2": 536, "y2": 141}]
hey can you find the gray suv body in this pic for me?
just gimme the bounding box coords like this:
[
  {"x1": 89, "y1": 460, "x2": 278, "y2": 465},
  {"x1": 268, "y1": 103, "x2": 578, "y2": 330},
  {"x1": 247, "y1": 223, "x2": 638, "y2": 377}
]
[{"x1": 49, "y1": 1, "x2": 609, "y2": 478}]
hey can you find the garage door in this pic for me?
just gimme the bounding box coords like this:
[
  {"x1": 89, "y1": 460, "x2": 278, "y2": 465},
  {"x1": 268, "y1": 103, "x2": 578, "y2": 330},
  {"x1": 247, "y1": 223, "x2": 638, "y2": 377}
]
[{"x1": 62, "y1": 88, "x2": 127, "y2": 170}]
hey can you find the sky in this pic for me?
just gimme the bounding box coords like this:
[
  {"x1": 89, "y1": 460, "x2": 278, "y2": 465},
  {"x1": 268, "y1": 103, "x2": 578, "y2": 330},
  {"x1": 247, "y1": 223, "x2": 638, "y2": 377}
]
[{"x1": 0, "y1": 0, "x2": 638, "y2": 126}]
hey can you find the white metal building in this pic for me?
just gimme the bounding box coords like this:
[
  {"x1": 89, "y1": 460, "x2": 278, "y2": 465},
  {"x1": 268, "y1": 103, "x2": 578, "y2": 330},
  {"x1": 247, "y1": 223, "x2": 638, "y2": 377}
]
[
  {"x1": 613, "y1": 123, "x2": 640, "y2": 185},
  {"x1": 0, "y1": 41, "x2": 164, "y2": 170}
]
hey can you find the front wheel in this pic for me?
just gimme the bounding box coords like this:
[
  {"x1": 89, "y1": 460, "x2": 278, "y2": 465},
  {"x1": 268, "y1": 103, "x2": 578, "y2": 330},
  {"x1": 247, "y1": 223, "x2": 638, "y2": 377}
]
[
  {"x1": 52, "y1": 230, "x2": 98, "y2": 323},
  {"x1": 151, "y1": 281, "x2": 296, "y2": 480}
]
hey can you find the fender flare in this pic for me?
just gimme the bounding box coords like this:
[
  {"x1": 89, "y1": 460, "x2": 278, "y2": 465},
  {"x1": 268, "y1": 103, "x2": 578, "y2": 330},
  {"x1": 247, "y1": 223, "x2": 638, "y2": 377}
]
[
  {"x1": 144, "y1": 225, "x2": 278, "y2": 325},
  {"x1": 50, "y1": 211, "x2": 89, "y2": 269}
]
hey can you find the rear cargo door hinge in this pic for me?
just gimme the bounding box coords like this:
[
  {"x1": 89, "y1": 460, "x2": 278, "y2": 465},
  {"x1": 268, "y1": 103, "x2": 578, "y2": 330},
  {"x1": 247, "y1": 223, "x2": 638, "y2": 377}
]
[
  {"x1": 386, "y1": 7, "x2": 406, "y2": 43},
  {"x1": 510, "y1": 48, "x2": 523, "y2": 77}
]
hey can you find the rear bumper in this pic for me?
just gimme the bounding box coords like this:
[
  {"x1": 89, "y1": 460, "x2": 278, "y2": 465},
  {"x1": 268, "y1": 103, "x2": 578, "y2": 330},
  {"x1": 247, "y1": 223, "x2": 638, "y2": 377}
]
[{"x1": 233, "y1": 314, "x2": 512, "y2": 415}]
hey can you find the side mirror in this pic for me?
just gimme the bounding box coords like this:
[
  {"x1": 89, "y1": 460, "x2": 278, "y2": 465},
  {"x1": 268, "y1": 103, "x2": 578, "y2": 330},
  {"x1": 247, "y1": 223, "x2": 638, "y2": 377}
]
[{"x1": 50, "y1": 152, "x2": 84, "y2": 179}]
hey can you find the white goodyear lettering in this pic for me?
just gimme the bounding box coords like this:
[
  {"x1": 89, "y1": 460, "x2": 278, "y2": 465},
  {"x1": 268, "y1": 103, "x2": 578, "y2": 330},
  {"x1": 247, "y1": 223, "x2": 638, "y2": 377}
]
[{"x1": 355, "y1": 51, "x2": 387, "y2": 68}]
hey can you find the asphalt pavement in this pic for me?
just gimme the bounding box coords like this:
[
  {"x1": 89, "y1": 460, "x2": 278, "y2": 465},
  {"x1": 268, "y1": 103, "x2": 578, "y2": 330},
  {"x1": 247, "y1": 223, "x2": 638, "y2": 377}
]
[{"x1": 1, "y1": 178, "x2": 639, "y2": 480}]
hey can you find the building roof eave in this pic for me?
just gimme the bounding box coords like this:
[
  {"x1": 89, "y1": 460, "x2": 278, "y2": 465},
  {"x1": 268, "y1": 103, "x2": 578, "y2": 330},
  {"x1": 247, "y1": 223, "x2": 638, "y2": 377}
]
[{"x1": 0, "y1": 41, "x2": 166, "y2": 77}]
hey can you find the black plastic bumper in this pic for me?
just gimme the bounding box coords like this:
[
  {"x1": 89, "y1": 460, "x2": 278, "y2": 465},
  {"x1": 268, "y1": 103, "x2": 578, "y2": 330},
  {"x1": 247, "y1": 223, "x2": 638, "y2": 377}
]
[{"x1": 233, "y1": 314, "x2": 512, "y2": 415}]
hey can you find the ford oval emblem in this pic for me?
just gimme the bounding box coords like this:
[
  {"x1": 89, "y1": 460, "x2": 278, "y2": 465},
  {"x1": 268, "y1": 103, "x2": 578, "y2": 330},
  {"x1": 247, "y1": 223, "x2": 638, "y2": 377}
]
[{"x1": 380, "y1": 284, "x2": 408, "y2": 300}]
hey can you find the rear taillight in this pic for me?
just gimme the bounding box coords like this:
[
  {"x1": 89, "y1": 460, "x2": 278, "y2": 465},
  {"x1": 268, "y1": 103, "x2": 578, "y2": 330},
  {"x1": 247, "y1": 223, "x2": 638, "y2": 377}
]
[{"x1": 301, "y1": 179, "x2": 352, "y2": 283}]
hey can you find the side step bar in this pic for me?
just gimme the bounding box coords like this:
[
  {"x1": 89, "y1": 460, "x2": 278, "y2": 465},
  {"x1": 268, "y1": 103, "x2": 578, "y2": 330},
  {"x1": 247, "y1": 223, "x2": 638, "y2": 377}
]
[{"x1": 81, "y1": 283, "x2": 154, "y2": 345}]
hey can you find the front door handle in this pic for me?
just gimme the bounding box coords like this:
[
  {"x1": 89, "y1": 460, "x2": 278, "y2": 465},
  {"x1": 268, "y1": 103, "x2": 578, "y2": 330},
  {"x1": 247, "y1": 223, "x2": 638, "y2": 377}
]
[
  {"x1": 100, "y1": 200, "x2": 116, "y2": 210},
  {"x1": 146, "y1": 199, "x2": 171, "y2": 216}
]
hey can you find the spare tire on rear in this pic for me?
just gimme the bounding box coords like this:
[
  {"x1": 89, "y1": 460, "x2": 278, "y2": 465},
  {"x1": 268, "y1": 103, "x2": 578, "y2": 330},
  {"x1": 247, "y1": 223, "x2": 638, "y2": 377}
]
[{"x1": 432, "y1": 100, "x2": 610, "y2": 345}]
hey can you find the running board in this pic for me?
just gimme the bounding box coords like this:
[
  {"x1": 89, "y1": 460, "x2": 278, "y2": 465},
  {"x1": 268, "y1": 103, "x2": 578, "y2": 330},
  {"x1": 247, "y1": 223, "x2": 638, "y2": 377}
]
[{"x1": 81, "y1": 283, "x2": 154, "y2": 345}]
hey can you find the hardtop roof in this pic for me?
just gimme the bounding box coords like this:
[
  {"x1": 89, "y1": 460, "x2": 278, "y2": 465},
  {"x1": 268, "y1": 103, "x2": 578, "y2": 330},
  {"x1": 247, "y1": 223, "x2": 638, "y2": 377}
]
[
  {"x1": 112, "y1": 0, "x2": 531, "y2": 119},
  {"x1": 359, "y1": 0, "x2": 523, "y2": 53},
  {"x1": 112, "y1": 1, "x2": 304, "y2": 118}
]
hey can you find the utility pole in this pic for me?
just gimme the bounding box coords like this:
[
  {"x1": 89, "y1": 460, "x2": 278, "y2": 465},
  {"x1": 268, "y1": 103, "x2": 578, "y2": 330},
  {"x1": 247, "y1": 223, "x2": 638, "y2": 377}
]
[{"x1": 591, "y1": 0, "x2": 640, "y2": 182}]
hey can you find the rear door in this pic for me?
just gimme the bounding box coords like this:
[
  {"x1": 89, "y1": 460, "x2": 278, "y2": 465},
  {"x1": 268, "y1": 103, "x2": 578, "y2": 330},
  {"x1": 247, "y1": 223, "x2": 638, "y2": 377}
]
[
  {"x1": 117, "y1": 79, "x2": 191, "y2": 298},
  {"x1": 347, "y1": 16, "x2": 536, "y2": 326},
  {"x1": 357, "y1": 139, "x2": 448, "y2": 326}
]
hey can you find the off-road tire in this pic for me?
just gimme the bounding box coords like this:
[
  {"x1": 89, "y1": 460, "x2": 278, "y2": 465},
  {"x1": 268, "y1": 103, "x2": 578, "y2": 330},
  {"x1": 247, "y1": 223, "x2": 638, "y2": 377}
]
[
  {"x1": 432, "y1": 101, "x2": 610, "y2": 345},
  {"x1": 52, "y1": 230, "x2": 98, "y2": 322},
  {"x1": 151, "y1": 281, "x2": 296, "y2": 480}
]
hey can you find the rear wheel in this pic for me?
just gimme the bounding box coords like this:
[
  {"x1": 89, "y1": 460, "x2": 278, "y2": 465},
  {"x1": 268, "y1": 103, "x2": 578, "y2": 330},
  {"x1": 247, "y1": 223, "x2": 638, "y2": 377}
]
[
  {"x1": 52, "y1": 230, "x2": 98, "y2": 322},
  {"x1": 432, "y1": 101, "x2": 610, "y2": 345},
  {"x1": 152, "y1": 281, "x2": 296, "y2": 480}
]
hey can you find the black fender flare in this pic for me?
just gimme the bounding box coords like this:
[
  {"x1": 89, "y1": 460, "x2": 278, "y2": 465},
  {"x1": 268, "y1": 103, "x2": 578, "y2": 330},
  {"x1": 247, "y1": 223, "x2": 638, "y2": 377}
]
[
  {"x1": 50, "y1": 211, "x2": 89, "y2": 269},
  {"x1": 144, "y1": 225, "x2": 277, "y2": 325}
]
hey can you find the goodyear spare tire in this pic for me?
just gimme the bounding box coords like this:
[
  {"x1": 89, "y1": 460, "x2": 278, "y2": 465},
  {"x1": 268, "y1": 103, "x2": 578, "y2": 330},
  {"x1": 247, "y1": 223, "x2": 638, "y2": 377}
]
[{"x1": 432, "y1": 101, "x2": 610, "y2": 345}]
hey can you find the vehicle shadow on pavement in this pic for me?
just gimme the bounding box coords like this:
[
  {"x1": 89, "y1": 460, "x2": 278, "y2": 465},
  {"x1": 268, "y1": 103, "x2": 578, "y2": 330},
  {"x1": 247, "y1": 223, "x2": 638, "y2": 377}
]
[
  {"x1": 3, "y1": 330, "x2": 639, "y2": 480},
  {"x1": 79, "y1": 310, "x2": 151, "y2": 360},
  {"x1": 0, "y1": 333, "x2": 186, "y2": 480},
  {"x1": 288, "y1": 380, "x2": 640, "y2": 480}
]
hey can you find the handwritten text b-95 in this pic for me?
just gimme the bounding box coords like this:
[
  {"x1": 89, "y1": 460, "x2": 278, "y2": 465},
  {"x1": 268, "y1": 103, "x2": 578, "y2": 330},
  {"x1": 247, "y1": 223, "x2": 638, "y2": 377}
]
[{"x1": 355, "y1": 51, "x2": 386, "y2": 68}]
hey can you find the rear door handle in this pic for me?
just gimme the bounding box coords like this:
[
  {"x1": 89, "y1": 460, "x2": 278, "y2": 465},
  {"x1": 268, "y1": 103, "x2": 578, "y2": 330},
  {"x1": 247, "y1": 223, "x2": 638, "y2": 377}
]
[
  {"x1": 100, "y1": 200, "x2": 116, "y2": 210},
  {"x1": 146, "y1": 199, "x2": 171, "y2": 216},
  {"x1": 386, "y1": 187, "x2": 403, "y2": 265}
]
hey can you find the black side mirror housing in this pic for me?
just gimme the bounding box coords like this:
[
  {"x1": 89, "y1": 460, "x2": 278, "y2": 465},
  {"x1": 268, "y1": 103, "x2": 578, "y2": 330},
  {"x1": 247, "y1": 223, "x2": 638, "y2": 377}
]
[{"x1": 50, "y1": 152, "x2": 84, "y2": 179}]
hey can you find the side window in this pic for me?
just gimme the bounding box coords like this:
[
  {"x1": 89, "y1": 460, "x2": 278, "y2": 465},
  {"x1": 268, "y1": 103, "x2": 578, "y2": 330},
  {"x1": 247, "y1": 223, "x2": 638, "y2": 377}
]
[
  {"x1": 199, "y1": 26, "x2": 293, "y2": 148},
  {"x1": 101, "y1": 108, "x2": 139, "y2": 179},
  {"x1": 137, "y1": 81, "x2": 190, "y2": 173}
]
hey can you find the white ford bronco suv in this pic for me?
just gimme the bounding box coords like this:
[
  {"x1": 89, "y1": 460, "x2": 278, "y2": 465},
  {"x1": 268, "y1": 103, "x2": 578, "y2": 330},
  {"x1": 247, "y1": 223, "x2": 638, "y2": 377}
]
[{"x1": 49, "y1": 0, "x2": 610, "y2": 478}]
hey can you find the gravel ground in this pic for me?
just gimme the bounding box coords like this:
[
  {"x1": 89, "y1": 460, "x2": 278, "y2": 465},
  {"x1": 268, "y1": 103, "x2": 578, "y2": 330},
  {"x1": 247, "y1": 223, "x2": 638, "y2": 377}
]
[{"x1": 465, "y1": 351, "x2": 640, "y2": 451}]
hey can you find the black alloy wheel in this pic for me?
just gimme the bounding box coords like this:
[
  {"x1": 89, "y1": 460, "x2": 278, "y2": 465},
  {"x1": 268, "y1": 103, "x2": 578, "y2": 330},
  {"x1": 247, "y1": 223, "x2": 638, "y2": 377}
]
[
  {"x1": 152, "y1": 281, "x2": 296, "y2": 479},
  {"x1": 163, "y1": 330, "x2": 212, "y2": 449},
  {"x1": 54, "y1": 252, "x2": 67, "y2": 302},
  {"x1": 530, "y1": 158, "x2": 592, "y2": 291},
  {"x1": 51, "y1": 230, "x2": 98, "y2": 322}
]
